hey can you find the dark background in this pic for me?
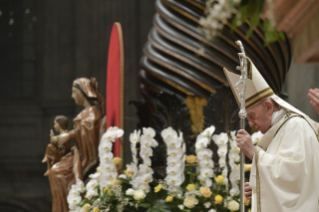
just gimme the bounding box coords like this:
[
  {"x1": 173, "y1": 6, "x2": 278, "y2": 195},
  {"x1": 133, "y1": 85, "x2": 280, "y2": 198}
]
[{"x1": 0, "y1": 0, "x2": 155, "y2": 211}]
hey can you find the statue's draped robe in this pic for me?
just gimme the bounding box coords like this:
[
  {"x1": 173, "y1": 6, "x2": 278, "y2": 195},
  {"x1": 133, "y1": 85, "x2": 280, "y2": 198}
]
[
  {"x1": 250, "y1": 113, "x2": 319, "y2": 212},
  {"x1": 49, "y1": 106, "x2": 102, "y2": 212}
]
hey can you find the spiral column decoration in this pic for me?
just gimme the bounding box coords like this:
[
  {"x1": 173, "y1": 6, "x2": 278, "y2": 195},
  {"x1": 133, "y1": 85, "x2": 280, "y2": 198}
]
[{"x1": 140, "y1": 0, "x2": 291, "y2": 102}]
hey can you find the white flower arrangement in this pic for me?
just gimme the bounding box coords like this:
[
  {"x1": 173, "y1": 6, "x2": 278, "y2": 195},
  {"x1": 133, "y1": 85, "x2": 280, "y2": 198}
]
[
  {"x1": 66, "y1": 126, "x2": 261, "y2": 212},
  {"x1": 196, "y1": 126, "x2": 215, "y2": 187},
  {"x1": 161, "y1": 127, "x2": 186, "y2": 192}
]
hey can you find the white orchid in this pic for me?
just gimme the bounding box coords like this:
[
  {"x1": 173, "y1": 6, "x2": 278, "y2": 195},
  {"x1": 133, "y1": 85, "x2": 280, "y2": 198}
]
[
  {"x1": 218, "y1": 157, "x2": 226, "y2": 167},
  {"x1": 229, "y1": 139, "x2": 240, "y2": 154},
  {"x1": 251, "y1": 131, "x2": 263, "y2": 145},
  {"x1": 142, "y1": 127, "x2": 156, "y2": 138},
  {"x1": 86, "y1": 179, "x2": 99, "y2": 191},
  {"x1": 197, "y1": 176, "x2": 212, "y2": 187},
  {"x1": 178, "y1": 130, "x2": 184, "y2": 142},
  {"x1": 202, "y1": 125, "x2": 216, "y2": 138},
  {"x1": 100, "y1": 152, "x2": 114, "y2": 163},
  {"x1": 165, "y1": 175, "x2": 183, "y2": 186},
  {"x1": 217, "y1": 145, "x2": 228, "y2": 157},
  {"x1": 85, "y1": 189, "x2": 98, "y2": 199},
  {"x1": 167, "y1": 147, "x2": 183, "y2": 158},
  {"x1": 139, "y1": 164, "x2": 154, "y2": 175},
  {"x1": 129, "y1": 129, "x2": 141, "y2": 143},
  {"x1": 140, "y1": 146, "x2": 153, "y2": 158},
  {"x1": 165, "y1": 137, "x2": 182, "y2": 148},
  {"x1": 228, "y1": 151, "x2": 240, "y2": 162},
  {"x1": 140, "y1": 135, "x2": 153, "y2": 147},
  {"x1": 230, "y1": 187, "x2": 240, "y2": 196},
  {"x1": 67, "y1": 187, "x2": 80, "y2": 204},
  {"x1": 75, "y1": 178, "x2": 86, "y2": 193},
  {"x1": 98, "y1": 141, "x2": 113, "y2": 155},
  {"x1": 126, "y1": 163, "x2": 138, "y2": 179},
  {"x1": 195, "y1": 134, "x2": 209, "y2": 150},
  {"x1": 89, "y1": 172, "x2": 100, "y2": 181},
  {"x1": 197, "y1": 149, "x2": 213, "y2": 160},
  {"x1": 167, "y1": 156, "x2": 183, "y2": 167},
  {"x1": 213, "y1": 132, "x2": 228, "y2": 147},
  {"x1": 199, "y1": 167, "x2": 214, "y2": 178},
  {"x1": 199, "y1": 159, "x2": 214, "y2": 168},
  {"x1": 161, "y1": 127, "x2": 178, "y2": 141},
  {"x1": 101, "y1": 126, "x2": 124, "y2": 142}
]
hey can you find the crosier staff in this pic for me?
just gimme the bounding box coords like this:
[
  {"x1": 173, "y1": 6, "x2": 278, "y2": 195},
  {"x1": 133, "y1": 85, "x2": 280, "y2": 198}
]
[{"x1": 234, "y1": 40, "x2": 247, "y2": 212}]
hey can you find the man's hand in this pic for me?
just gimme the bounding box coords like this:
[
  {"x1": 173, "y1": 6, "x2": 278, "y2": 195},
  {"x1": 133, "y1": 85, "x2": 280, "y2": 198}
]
[
  {"x1": 308, "y1": 88, "x2": 319, "y2": 115},
  {"x1": 244, "y1": 182, "x2": 252, "y2": 200},
  {"x1": 236, "y1": 129, "x2": 256, "y2": 160}
]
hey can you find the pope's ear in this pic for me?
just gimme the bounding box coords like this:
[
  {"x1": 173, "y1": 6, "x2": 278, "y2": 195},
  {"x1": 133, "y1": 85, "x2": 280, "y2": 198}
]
[{"x1": 264, "y1": 100, "x2": 274, "y2": 112}]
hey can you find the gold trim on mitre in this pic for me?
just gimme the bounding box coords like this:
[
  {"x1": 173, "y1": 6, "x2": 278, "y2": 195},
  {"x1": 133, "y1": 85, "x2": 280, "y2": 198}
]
[{"x1": 223, "y1": 57, "x2": 274, "y2": 109}]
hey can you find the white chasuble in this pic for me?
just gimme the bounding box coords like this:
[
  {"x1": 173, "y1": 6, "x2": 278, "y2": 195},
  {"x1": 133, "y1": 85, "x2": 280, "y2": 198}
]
[{"x1": 250, "y1": 114, "x2": 319, "y2": 212}]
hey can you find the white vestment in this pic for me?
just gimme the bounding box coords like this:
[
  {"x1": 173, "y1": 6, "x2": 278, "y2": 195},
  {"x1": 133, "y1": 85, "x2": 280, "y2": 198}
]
[{"x1": 250, "y1": 111, "x2": 319, "y2": 212}]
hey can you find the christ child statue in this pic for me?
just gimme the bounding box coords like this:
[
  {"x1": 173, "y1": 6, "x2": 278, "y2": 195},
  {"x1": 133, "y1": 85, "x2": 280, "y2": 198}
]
[{"x1": 42, "y1": 115, "x2": 71, "y2": 176}]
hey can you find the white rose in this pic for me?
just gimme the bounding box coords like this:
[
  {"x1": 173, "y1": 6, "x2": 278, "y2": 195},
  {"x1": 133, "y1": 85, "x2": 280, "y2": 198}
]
[
  {"x1": 118, "y1": 174, "x2": 127, "y2": 179},
  {"x1": 204, "y1": 201, "x2": 212, "y2": 208},
  {"x1": 208, "y1": 209, "x2": 216, "y2": 212},
  {"x1": 227, "y1": 200, "x2": 240, "y2": 211},
  {"x1": 183, "y1": 196, "x2": 199, "y2": 209},
  {"x1": 133, "y1": 190, "x2": 146, "y2": 200},
  {"x1": 178, "y1": 205, "x2": 184, "y2": 210},
  {"x1": 125, "y1": 188, "x2": 135, "y2": 196}
]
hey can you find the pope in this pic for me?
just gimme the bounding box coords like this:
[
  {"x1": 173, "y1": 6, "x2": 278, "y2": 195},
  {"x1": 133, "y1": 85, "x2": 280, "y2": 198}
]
[{"x1": 224, "y1": 57, "x2": 319, "y2": 212}]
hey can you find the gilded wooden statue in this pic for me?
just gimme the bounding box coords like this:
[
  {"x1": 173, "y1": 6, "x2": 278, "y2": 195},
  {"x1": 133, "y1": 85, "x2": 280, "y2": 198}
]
[{"x1": 43, "y1": 78, "x2": 105, "y2": 212}]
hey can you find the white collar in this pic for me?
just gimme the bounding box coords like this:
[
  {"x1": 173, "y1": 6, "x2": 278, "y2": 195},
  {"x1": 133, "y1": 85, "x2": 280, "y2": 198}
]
[{"x1": 271, "y1": 108, "x2": 286, "y2": 127}]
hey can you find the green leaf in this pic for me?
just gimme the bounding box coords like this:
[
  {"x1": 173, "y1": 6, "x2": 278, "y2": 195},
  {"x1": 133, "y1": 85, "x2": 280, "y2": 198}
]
[
  {"x1": 246, "y1": 11, "x2": 260, "y2": 38},
  {"x1": 77, "y1": 198, "x2": 91, "y2": 207},
  {"x1": 139, "y1": 202, "x2": 151, "y2": 208},
  {"x1": 278, "y1": 31, "x2": 286, "y2": 41}
]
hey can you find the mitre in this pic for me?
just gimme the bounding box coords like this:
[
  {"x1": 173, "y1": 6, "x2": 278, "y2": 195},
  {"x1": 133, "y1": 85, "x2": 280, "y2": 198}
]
[{"x1": 223, "y1": 57, "x2": 319, "y2": 133}]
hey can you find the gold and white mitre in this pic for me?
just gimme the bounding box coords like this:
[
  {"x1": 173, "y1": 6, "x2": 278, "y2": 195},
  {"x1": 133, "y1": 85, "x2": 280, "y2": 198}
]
[{"x1": 223, "y1": 57, "x2": 319, "y2": 134}]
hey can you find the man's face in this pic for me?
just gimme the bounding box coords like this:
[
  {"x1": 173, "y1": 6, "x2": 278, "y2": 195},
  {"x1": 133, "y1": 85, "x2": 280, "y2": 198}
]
[{"x1": 246, "y1": 100, "x2": 272, "y2": 134}]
